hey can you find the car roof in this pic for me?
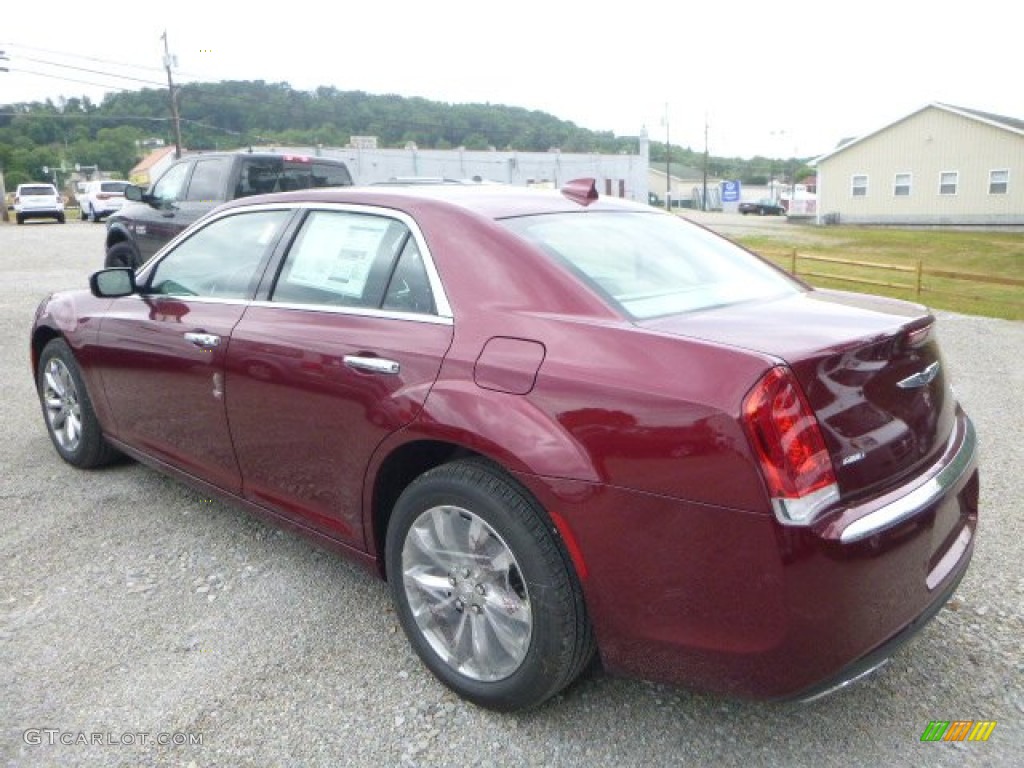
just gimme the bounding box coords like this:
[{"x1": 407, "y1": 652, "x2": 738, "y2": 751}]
[
  {"x1": 217, "y1": 181, "x2": 653, "y2": 221},
  {"x1": 180, "y1": 150, "x2": 350, "y2": 164}
]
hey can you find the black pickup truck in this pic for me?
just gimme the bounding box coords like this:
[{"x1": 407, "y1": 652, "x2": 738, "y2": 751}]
[{"x1": 104, "y1": 151, "x2": 353, "y2": 268}]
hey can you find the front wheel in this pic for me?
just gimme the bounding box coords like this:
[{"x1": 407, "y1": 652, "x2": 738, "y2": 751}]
[
  {"x1": 386, "y1": 459, "x2": 595, "y2": 711},
  {"x1": 37, "y1": 339, "x2": 119, "y2": 468}
]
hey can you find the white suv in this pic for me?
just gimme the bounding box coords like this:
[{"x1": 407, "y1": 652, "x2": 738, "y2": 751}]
[
  {"x1": 14, "y1": 183, "x2": 65, "y2": 224},
  {"x1": 79, "y1": 179, "x2": 131, "y2": 222}
]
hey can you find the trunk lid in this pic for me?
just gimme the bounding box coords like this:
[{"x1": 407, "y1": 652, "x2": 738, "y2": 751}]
[{"x1": 642, "y1": 289, "x2": 956, "y2": 500}]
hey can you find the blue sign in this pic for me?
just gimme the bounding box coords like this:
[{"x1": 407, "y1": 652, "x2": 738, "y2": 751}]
[{"x1": 721, "y1": 180, "x2": 741, "y2": 203}]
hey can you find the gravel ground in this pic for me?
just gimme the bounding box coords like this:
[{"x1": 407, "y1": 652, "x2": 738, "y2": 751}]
[{"x1": 1, "y1": 219, "x2": 1021, "y2": 767}]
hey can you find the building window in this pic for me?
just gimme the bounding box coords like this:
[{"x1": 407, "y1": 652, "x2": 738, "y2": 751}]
[
  {"x1": 939, "y1": 171, "x2": 958, "y2": 195},
  {"x1": 894, "y1": 173, "x2": 912, "y2": 197},
  {"x1": 851, "y1": 175, "x2": 868, "y2": 197},
  {"x1": 989, "y1": 169, "x2": 1009, "y2": 195}
]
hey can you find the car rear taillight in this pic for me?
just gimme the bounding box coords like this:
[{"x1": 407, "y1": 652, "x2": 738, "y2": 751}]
[
  {"x1": 742, "y1": 366, "x2": 839, "y2": 525},
  {"x1": 97, "y1": 193, "x2": 112, "y2": 200}
]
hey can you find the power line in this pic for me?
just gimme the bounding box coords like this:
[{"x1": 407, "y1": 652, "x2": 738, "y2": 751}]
[
  {"x1": 16, "y1": 55, "x2": 169, "y2": 88},
  {"x1": 2, "y1": 67, "x2": 135, "y2": 92},
  {"x1": 1, "y1": 41, "x2": 205, "y2": 79},
  {"x1": 0, "y1": 110, "x2": 244, "y2": 135},
  {"x1": 0, "y1": 110, "x2": 166, "y2": 122}
]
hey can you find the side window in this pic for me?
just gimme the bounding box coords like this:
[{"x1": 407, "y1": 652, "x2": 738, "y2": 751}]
[
  {"x1": 311, "y1": 162, "x2": 353, "y2": 188},
  {"x1": 185, "y1": 157, "x2": 230, "y2": 202},
  {"x1": 147, "y1": 210, "x2": 291, "y2": 299},
  {"x1": 237, "y1": 158, "x2": 284, "y2": 197},
  {"x1": 271, "y1": 211, "x2": 409, "y2": 308},
  {"x1": 150, "y1": 161, "x2": 193, "y2": 205},
  {"x1": 383, "y1": 239, "x2": 436, "y2": 314}
]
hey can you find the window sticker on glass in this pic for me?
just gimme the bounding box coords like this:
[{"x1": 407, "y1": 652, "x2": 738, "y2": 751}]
[{"x1": 286, "y1": 213, "x2": 391, "y2": 299}]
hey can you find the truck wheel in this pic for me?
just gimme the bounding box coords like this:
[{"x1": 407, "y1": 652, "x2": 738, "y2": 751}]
[{"x1": 105, "y1": 242, "x2": 141, "y2": 270}]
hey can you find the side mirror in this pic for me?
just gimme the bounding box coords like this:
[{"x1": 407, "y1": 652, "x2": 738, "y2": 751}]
[
  {"x1": 124, "y1": 185, "x2": 144, "y2": 202},
  {"x1": 90, "y1": 268, "x2": 137, "y2": 298}
]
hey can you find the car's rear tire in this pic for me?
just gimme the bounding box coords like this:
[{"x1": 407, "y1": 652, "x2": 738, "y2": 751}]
[
  {"x1": 385, "y1": 459, "x2": 595, "y2": 712},
  {"x1": 16, "y1": 214, "x2": 24, "y2": 225},
  {"x1": 105, "y1": 241, "x2": 141, "y2": 270},
  {"x1": 57, "y1": 213, "x2": 66, "y2": 224},
  {"x1": 37, "y1": 339, "x2": 120, "y2": 469},
  {"x1": 88, "y1": 204, "x2": 97, "y2": 223}
]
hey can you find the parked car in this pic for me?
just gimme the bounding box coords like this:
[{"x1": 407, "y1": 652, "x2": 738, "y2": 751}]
[
  {"x1": 739, "y1": 198, "x2": 786, "y2": 216},
  {"x1": 104, "y1": 152, "x2": 353, "y2": 269},
  {"x1": 13, "y1": 183, "x2": 65, "y2": 224},
  {"x1": 32, "y1": 179, "x2": 978, "y2": 712},
  {"x1": 79, "y1": 179, "x2": 131, "y2": 222}
]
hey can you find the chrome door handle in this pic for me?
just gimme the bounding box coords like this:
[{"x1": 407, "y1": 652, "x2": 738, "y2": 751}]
[
  {"x1": 184, "y1": 332, "x2": 221, "y2": 350},
  {"x1": 343, "y1": 355, "x2": 400, "y2": 375}
]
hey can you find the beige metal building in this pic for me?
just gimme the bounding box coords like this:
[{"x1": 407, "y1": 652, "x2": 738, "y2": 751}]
[{"x1": 814, "y1": 103, "x2": 1024, "y2": 225}]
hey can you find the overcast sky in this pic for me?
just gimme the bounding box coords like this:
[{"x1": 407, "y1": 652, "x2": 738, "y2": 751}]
[{"x1": 2, "y1": 0, "x2": 1020, "y2": 160}]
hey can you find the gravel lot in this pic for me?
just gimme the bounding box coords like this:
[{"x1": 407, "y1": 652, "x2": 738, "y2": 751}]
[{"x1": 2, "y1": 219, "x2": 1021, "y2": 767}]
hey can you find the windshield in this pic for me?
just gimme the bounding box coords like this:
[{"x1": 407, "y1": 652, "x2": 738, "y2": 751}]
[{"x1": 502, "y1": 211, "x2": 799, "y2": 319}]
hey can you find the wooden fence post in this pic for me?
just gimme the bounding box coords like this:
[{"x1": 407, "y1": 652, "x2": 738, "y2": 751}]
[
  {"x1": 916, "y1": 260, "x2": 923, "y2": 299},
  {"x1": 791, "y1": 250, "x2": 797, "y2": 276}
]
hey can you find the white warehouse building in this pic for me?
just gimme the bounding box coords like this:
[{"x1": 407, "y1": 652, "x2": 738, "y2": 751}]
[{"x1": 254, "y1": 134, "x2": 651, "y2": 204}]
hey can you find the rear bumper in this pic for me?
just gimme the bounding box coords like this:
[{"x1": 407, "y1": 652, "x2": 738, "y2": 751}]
[
  {"x1": 791, "y1": 559, "x2": 967, "y2": 703},
  {"x1": 16, "y1": 208, "x2": 63, "y2": 219},
  {"x1": 519, "y1": 408, "x2": 979, "y2": 699}
]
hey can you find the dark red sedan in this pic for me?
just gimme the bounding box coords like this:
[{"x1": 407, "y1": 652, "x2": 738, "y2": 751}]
[{"x1": 31, "y1": 179, "x2": 978, "y2": 711}]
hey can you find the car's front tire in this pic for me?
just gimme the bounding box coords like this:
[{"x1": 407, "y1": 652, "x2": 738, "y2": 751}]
[
  {"x1": 386, "y1": 459, "x2": 595, "y2": 712},
  {"x1": 105, "y1": 241, "x2": 141, "y2": 270},
  {"x1": 37, "y1": 339, "x2": 119, "y2": 468}
]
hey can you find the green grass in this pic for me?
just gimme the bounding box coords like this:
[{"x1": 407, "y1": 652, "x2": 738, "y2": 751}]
[{"x1": 732, "y1": 226, "x2": 1024, "y2": 321}]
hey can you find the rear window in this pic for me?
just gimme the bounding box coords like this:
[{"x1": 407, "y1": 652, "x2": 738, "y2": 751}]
[
  {"x1": 100, "y1": 182, "x2": 130, "y2": 194},
  {"x1": 20, "y1": 185, "x2": 56, "y2": 196},
  {"x1": 236, "y1": 157, "x2": 353, "y2": 197},
  {"x1": 502, "y1": 211, "x2": 799, "y2": 319}
]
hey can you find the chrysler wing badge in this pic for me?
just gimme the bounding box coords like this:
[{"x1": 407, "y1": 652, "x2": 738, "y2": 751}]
[{"x1": 897, "y1": 361, "x2": 941, "y2": 389}]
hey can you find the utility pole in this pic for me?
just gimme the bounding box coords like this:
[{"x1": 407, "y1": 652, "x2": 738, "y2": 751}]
[
  {"x1": 162, "y1": 31, "x2": 184, "y2": 159},
  {"x1": 1, "y1": 51, "x2": 11, "y2": 221},
  {"x1": 662, "y1": 104, "x2": 671, "y2": 212},
  {"x1": 701, "y1": 114, "x2": 709, "y2": 212}
]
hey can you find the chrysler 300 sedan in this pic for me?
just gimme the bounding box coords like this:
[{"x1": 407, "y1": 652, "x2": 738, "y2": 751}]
[{"x1": 31, "y1": 179, "x2": 979, "y2": 711}]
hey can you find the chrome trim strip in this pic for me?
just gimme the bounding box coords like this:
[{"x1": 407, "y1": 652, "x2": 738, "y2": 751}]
[
  {"x1": 145, "y1": 295, "x2": 250, "y2": 306},
  {"x1": 839, "y1": 418, "x2": 976, "y2": 544},
  {"x1": 799, "y1": 659, "x2": 890, "y2": 704},
  {"x1": 248, "y1": 299, "x2": 454, "y2": 326}
]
